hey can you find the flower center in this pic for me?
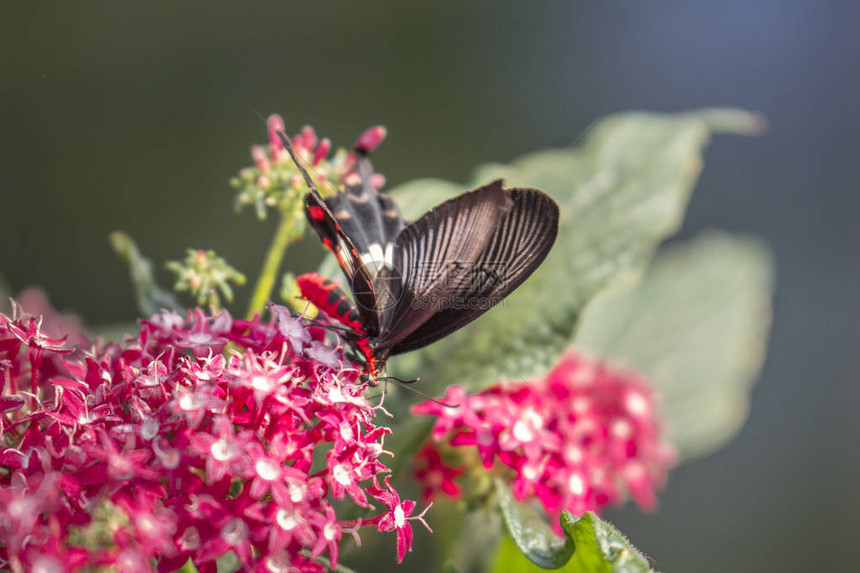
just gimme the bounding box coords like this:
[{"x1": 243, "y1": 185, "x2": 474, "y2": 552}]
[
  {"x1": 522, "y1": 462, "x2": 540, "y2": 481},
  {"x1": 625, "y1": 391, "x2": 650, "y2": 417},
  {"x1": 211, "y1": 439, "x2": 234, "y2": 461},
  {"x1": 221, "y1": 518, "x2": 249, "y2": 544},
  {"x1": 569, "y1": 473, "x2": 586, "y2": 496},
  {"x1": 288, "y1": 481, "x2": 306, "y2": 503},
  {"x1": 512, "y1": 408, "x2": 543, "y2": 442},
  {"x1": 611, "y1": 419, "x2": 633, "y2": 439},
  {"x1": 276, "y1": 509, "x2": 298, "y2": 530},
  {"x1": 477, "y1": 427, "x2": 494, "y2": 447},
  {"x1": 141, "y1": 418, "x2": 159, "y2": 440},
  {"x1": 394, "y1": 504, "x2": 406, "y2": 528},
  {"x1": 256, "y1": 459, "x2": 279, "y2": 481},
  {"x1": 328, "y1": 387, "x2": 345, "y2": 402},
  {"x1": 333, "y1": 463, "x2": 352, "y2": 486},
  {"x1": 251, "y1": 375, "x2": 273, "y2": 391},
  {"x1": 178, "y1": 393, "x2": 195, "y2": 410}
]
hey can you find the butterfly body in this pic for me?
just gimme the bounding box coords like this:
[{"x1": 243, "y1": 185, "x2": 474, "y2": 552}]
[
  {"x1": 283, "y1": 128, "x2": 559, "y2": 384},
  {"x1": 296, "y1": 271, "x2": 379, "y2": 377}
]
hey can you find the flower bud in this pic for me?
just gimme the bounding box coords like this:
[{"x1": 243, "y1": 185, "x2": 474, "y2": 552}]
[{"x1": 355, "y1": 126, "x2": 387, "y2": 153}]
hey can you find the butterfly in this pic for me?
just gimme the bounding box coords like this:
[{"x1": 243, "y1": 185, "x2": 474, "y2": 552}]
[{"x1": 281, "y1": 128, "x2": 559, "y2": 384}]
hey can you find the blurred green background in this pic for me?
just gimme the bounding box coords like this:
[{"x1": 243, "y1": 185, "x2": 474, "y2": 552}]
[{"x1": 2, "y1": 2, "x2": 858, "y2": 571}]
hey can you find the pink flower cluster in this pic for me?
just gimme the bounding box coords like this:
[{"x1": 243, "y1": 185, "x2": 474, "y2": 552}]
[
  {"x1": 413, "y1": 353, "x2": 676, "y2": 527},
  {"x1": 234, "y1": 116, "x2": 386, "y2": 217},
  {"x1": 0, "y1": 303, "x2": 427, "y2": 572}
]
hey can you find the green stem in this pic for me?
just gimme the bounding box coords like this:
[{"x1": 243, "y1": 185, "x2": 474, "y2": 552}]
[{"x1": 246, "y1": 209, "x2": 298, "y2": 319}]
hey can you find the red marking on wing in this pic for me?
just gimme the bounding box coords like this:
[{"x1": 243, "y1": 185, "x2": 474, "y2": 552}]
[
  {"x1": 309, "y1": 206, "x2": 326, "y2": 221},
  {"x1": 297, "y1": 273, "x2": 365, "y2": 333},
  {"x1": 297, "y1": 272, "x2": 378, "y2": 378},
  {"x1": 359, "y1": 340, "x2": 378, "y2": 382}
]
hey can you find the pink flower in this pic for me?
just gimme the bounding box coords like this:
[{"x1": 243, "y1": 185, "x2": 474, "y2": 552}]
[
  {"x1": 413, "y1": 445, "x2": 463, "y2": 501},
  {"x1": 413, "y1": 352, "x2": 676, "y2": 529},
  {"x1": 0, "y1": 302, "x2": 422, "y2": 571},
  {"x1": 13, "y1": 288, "x2": 88, "y2": 348},
  {"x1": 367, "y1": 476, "x2": 433, "y2": 563},
  {"x1": 232, "y1": 118, "x2": 387, "y2": 218},
  {"x1": 355, "y1": 126, "x2": 387, "y2": 153}
]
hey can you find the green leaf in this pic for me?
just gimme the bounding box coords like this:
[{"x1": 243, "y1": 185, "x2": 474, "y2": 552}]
[
  {"x1": 110, "y1": 231, "x2": 183, "y2": 317},
  {"x1": 493, "y1": 480, "x2": 654, "y2": 572},
  {"x1": 495, "y1": 479, "x2": 574, "y2": 569},
  {"x1": 575, "y1": 232, "x2": 774, "y2": 461},
  {"x1": 173, "y1": 558, "x2": 198, "y2": 572},
  {"x1": 555, "y1": 513, "x2": 653, "y2": 573},
  {"x1": 215, "y1": 551, "x2": 240, "y2": 572},
  {"x1": 390, "y1": 109, "x2": 762, "y2": 393},
  {"x1": 393, "y1": 178, "x2": 466, "y2": 220}
]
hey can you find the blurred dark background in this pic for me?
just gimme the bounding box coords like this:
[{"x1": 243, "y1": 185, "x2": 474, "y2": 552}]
[{"x1": 2, "y1": 2, "x2": 858, "y2": 571}]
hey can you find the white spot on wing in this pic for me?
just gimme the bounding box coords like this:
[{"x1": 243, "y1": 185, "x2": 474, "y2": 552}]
[
  {"x1": 368, "y1": 244, "x2": 385, "y2": 265},
  {"x1": 384, "y1": 244, "x2": 394, "y2": 266},
  {"x1": 359, "y1": 242, "x2": 395, "y2": 274}
]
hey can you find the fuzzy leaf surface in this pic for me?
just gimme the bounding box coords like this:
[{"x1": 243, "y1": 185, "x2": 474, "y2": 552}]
[
  {"x1": 389, "y1": 109, "x2": 762, "y2": 392},
  {"x1": 494, "y1": 480, "x2": 654, "y2": 572},
  {"x1": 575, "y1": 232, "x2": 774, "y2": 460}
]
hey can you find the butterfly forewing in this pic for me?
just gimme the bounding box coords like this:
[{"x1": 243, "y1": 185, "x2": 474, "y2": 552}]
[
  {"x1": 389, "y1": 186, "x2": 559, "y2": 355},
  {"x1": 372, "y1": 180, "x2": 515, "y2": 350},
  {"x1": 304, "y1": 190, "x2": 382, "y2": 336}
]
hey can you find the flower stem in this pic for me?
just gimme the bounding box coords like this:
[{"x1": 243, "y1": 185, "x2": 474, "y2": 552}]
[{"x1": 246, "y1": 209, "x2": 298, "y2": 319}]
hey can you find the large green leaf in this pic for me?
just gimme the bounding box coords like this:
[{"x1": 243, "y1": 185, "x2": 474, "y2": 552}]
[
  {"x1": 575, "y1": 232, "x2": 774, "y2": 460},
  {"x1": 390, "y1": 109, "x2": 762, "y2": 393},
  {"x1": 494, "y1": 480, "x2": 653, "y2": 572},
  {"x1": 495, "y1": 480, "x2": 574, "y2": 569}
]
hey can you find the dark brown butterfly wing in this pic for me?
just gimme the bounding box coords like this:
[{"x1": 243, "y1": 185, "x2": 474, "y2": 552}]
[
  {"x1": 304, "y1": 152, "x2": 408, "y2": 338},
  {"x1": 304, "y1": 189, "x2": 381, "y2": 336},
  {"x1": 315, "y1": 152, "x2": 405, "y2": 258},
  {"x1": 371, "y1": 180, "x2": 516, "y2": 350},
  {"x1": 387, "y1": 186, "x2": 559, "y2": 355}
]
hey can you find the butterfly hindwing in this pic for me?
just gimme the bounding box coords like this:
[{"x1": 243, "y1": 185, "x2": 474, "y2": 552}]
[
  {"x1": 372, "y1": 180, "x2": 515, "y2": 350},
  {"x1": 318, "y1": 152, "x2": 405, "y2": 258},
  {"x1": 388, "y1": 186, "x2": 559, "y2": 355},
  {"x1": 304, "y1": 151, "x2": 409, "y2": 338}
]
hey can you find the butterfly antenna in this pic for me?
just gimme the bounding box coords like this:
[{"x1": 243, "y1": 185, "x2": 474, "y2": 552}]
[
  {"x1": 274, "y1": 128, "x2": 321, "y2": 197},
  {"x1": 302, "y1": 317, "x2": 356, "y2": 335},
  {"x1": 379, "y1": 376, "x2": 460, "y2": 409},
  {"x1": 382, "y1": 375, "x2": 419, "y2": 385}
]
